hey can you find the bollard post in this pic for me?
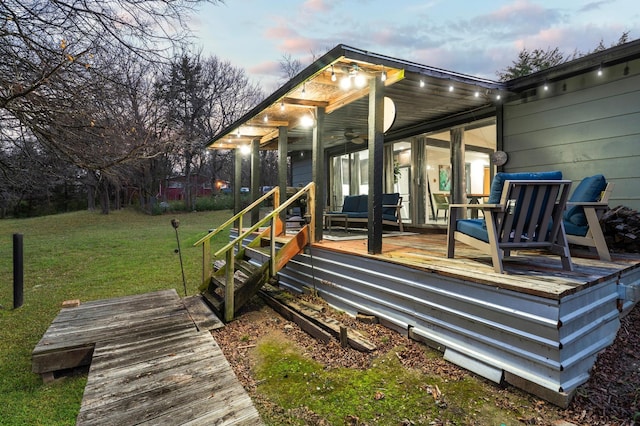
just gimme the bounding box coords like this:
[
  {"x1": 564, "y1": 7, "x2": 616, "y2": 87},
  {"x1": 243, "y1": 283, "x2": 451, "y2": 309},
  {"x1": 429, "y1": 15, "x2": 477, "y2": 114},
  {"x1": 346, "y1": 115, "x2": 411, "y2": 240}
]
[{"x1": 13, "y1": 233, "x2": 24, "y2": 309}]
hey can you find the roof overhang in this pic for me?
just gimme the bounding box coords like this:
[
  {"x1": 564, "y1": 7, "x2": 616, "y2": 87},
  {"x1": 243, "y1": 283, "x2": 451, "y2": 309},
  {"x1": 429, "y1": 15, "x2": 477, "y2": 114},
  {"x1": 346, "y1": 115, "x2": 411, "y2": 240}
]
[
  {"x1": 208, "y1": 44, "x2": 506, "y2": 151},
  {"x1": 506, "y1": 38, "x2": 640, "y2": 92}
]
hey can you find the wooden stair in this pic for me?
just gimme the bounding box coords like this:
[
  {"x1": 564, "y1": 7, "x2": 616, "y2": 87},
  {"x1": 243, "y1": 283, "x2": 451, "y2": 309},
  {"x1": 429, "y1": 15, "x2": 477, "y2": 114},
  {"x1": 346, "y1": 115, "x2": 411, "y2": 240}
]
[{"x1": 202, "y1": 226, "x2": 309, "y2": 321}]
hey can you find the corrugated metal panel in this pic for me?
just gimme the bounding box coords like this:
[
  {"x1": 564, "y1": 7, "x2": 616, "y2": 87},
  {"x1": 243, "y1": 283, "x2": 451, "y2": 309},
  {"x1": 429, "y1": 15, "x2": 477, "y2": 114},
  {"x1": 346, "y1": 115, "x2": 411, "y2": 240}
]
[{"x1": 276, "y1": 246, "x2": 623, "y2": 406}]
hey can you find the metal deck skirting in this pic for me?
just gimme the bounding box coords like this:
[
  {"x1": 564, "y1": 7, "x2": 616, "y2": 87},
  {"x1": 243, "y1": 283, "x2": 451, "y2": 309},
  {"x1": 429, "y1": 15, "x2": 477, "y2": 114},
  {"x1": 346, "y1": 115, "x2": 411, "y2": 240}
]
[{"x1": 274, "y1": 246, "x2": 631, "y2": 407}]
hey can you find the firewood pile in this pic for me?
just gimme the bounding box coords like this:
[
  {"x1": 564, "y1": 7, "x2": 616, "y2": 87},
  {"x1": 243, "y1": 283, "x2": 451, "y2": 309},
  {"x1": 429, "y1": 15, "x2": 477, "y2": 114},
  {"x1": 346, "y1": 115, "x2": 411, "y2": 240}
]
[{"x1": 601, "y1": 205, "x2": 640, "y2": 253}]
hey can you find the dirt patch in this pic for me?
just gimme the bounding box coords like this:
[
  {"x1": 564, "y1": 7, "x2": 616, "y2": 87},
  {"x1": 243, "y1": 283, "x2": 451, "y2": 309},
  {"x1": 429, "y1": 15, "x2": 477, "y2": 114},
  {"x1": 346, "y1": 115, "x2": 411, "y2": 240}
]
[{"x1": 212, "y1": 294, "x2": 639, "y2": 425}]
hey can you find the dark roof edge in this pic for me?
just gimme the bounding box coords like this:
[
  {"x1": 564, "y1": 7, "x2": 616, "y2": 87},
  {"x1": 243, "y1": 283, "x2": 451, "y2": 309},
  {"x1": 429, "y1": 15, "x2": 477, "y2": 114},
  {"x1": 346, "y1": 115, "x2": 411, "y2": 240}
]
[
  {"x1": 208, "y1": 44, "x2": 505, "y2": 147},
  {"x1": 506, "y1": 38, "x2": 640, "y2": 92}
]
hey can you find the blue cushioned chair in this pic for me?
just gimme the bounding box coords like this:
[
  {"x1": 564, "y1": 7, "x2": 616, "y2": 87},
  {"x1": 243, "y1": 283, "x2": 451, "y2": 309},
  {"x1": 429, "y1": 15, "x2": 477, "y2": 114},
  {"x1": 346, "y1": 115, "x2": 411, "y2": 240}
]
[
  {"x1": 564, "y1": 175, "x2": 613, "y2": 261},
  {"x1": 447, "y1": 172, "x2": 573, "y2": 273}
]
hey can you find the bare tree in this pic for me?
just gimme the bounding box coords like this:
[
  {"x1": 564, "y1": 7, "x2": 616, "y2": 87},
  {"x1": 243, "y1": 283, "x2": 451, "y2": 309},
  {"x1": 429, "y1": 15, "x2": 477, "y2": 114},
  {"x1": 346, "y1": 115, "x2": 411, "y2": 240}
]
[
  {"x1": 155, "y1": 52, "x2": 263, "y2": 209},
  {"x1": 0, "y1": 0, "x2": 220, "y2": 213}
]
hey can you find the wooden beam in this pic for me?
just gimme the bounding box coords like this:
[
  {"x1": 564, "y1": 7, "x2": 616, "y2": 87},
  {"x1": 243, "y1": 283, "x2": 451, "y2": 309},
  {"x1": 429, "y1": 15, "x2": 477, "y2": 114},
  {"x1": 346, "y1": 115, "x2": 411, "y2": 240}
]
[
  {"x1": 282, "y1": 97, "x2": 329, "y2": 107},
  {"x1": 245, "y1": 119, "x2": 289, "y2": 127}
]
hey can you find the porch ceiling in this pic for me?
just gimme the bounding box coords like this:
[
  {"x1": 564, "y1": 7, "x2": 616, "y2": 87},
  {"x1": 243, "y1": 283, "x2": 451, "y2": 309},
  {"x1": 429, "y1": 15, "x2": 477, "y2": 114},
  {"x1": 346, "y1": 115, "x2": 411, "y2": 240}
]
[{"x1": 209, "y1": 45, "x2": 506, "y2": 152}]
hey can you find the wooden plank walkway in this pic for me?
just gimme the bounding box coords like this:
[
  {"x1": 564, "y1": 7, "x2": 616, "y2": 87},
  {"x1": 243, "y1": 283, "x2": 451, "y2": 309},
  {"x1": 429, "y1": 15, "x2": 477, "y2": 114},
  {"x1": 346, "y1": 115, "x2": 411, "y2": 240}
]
[{"x1": 32, "y1": 289, "x2": 263, "y2": 425}]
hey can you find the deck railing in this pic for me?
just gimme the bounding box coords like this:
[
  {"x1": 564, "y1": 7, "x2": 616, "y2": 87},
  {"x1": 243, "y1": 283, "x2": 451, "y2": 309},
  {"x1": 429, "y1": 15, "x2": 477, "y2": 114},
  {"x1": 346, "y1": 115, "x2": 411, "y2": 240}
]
[{"x1": 193, "y1": 183, "x2": 315, "y2": 320}]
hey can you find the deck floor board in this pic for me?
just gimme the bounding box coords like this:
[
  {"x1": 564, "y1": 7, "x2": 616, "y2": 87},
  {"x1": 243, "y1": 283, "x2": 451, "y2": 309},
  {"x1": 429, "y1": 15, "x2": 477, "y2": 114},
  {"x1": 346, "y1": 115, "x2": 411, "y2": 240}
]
[
  {"x1": 32, "y1": 289, "x2": 262, "y2": 425},
  {"x1": 314, "y1": 232, "x2": 639, "y2": 298}
]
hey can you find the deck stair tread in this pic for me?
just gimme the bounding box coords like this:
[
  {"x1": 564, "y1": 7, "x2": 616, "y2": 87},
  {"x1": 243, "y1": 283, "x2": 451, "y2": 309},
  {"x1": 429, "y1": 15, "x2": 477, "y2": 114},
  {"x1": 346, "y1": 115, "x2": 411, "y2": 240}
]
[{"x1": 31, "y1": 289, "x2": 262, "y2": 425}]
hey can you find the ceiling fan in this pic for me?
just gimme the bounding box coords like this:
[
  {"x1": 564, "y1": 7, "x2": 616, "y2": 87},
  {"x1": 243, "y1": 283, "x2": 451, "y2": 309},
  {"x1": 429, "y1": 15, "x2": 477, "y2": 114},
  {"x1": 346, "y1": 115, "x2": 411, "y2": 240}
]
[{"x1": 343, "y1": 128, "x2": 366, "y2": 144}]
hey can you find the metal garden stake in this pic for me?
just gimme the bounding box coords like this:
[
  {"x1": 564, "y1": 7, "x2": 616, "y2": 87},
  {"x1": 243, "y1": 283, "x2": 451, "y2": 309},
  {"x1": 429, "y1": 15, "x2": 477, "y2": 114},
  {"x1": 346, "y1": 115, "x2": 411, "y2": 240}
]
[{"x1": 171, "y1": 218, "x2": 187, "y2": 296}]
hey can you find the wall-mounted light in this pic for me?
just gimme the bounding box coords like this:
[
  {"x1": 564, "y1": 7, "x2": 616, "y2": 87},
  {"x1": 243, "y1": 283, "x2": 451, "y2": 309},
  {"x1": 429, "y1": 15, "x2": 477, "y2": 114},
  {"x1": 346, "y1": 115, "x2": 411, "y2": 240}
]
[
  {"x1": 280, "y1": 100, "x2": 285, "y2": 111},
  {"x1": 419, "y1": 79, "x2": 425, "y2": 88},
  {"x1": 624, "y1": 63, "x2": 630, "y2": 76},
  {"x1": 300, "y1": 112, "x2": 314, "y2": 127},
  {"x1": 339, "y1": 64, "x2": 367, "y2": 90},
  {"x1": 236, "y1": 128, "x2": 241, "y2": 137},
  {"x1": 543, "y1": 81, "x2": 549, "y2": 91},
  {"x1": 448, "y1": 85, "x2": 454, "y2": 92},
  {"x1": 381, "y1": 66, "x2": 387, "y2": 82},
  {"x1": 597, "y1": 64, "x2": 603, "y2": 76},
  {"x1": 301, "y1": 82, "x2": 306, "y2": 95},
  {"x1": 263, "y1": 115, "x2": 268, "y2": 122},
  {"x1": 331, "y1": 65, "x2": 337, "y2": 82}
]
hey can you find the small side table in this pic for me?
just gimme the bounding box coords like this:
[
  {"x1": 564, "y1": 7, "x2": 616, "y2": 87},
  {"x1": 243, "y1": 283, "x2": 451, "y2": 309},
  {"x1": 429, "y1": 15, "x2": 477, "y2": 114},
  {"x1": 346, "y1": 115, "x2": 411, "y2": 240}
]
[{"x1": 324, "y1": 213, "x2": 348, "y2": 233}]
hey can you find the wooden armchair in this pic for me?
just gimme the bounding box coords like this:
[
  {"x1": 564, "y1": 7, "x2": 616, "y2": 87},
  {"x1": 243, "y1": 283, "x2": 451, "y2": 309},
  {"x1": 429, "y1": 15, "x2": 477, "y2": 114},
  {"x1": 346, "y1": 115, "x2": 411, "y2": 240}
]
[
  {"x1": 432, "y1": 193, "x2": 450, "y2": 221},
  {"x1": 564, "y1": 176, "x2": 614, "y2": 261},
  {"x1": 447, "y1": 179, "x2": 574, "y2": 274}
]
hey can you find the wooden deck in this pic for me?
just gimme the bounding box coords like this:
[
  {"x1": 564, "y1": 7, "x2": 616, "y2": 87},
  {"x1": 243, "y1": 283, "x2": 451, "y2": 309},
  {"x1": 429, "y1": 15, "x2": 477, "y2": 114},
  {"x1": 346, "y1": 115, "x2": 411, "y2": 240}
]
[
  {"x1": 314, "y1": 231, "x2": 640, "y2": 300},
  {"x1": 32, "y1": 289, "x2": 263, "y2": 425}
]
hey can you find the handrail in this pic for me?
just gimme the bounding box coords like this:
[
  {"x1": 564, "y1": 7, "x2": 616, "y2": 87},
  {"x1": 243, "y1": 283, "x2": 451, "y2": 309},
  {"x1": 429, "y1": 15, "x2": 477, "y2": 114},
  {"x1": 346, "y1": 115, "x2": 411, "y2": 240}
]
[
  {"x1": 193, "y1": 182, "x2": 315, "y2": 315},
  {"x1": 193, "y1": 186, "x2": 279, "y2": 247},
  {"x1": 214, "y1": 182, "x2": 315, "y2": 257}
]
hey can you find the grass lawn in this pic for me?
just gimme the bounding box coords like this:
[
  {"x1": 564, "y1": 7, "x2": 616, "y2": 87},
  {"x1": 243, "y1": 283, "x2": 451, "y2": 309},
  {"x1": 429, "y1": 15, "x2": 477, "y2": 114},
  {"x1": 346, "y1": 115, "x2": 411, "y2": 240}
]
[{"x1": 0, "y1": 209, "x2": 230, "y2": 425}]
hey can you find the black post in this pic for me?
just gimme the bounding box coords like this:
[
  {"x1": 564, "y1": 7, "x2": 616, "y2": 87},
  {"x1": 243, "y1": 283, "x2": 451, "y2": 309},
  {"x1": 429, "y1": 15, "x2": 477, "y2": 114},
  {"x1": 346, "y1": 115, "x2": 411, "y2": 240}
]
[{"x1": 13, "y1": 233, "x2": 23, "y2": 309}]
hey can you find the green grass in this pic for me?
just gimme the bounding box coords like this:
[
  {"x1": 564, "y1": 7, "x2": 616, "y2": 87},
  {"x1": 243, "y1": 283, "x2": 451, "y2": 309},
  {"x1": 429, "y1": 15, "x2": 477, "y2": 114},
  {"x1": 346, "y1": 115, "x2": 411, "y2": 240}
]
[
  {"x1": 0, "y1": 209, "x2": 559, "y2": 425},
  {"x1": 0, "y1": 209, "x2": 230, "y2": 425},
  {"x1": 254, "y1": 337, "x2": 548, "y2": 426}
]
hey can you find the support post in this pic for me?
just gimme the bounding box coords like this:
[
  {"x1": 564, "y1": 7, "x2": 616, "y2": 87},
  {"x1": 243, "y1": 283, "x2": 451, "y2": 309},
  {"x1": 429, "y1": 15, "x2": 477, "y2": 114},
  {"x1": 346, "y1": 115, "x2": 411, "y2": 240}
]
[
  {"x1": 278, "y1": 126, "x2": 288, "y2": 225},
  {"x1": 250, "y1": 138, "x2": 260, "y2": 226},
  {"x1": 13, "y1": 233, "x2": 23, "y2": 309},
  {"x1": 312, "y1": 107, "x2": 325, "y2": 242},
  {"x1": 368, "y1": 76, "x2": 384, "y2": 254}
]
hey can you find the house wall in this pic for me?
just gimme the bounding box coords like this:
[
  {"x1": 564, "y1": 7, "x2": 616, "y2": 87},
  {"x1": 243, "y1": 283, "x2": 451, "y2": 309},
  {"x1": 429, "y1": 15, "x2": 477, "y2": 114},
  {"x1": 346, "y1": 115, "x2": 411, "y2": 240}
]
[
  {"x1": 291, "y1": 152, "x2": 312, "y2": 187},
  {"x1": 503, "y1": 60, "x2": 640, "y2": 210}
]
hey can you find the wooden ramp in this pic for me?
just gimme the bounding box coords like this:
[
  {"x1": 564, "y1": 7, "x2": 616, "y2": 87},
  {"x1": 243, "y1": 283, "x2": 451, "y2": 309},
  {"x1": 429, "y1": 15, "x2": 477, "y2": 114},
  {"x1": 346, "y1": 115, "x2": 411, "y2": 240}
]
[{"x1": 32, "y1": 289, "x2": 262, "y2": 425}]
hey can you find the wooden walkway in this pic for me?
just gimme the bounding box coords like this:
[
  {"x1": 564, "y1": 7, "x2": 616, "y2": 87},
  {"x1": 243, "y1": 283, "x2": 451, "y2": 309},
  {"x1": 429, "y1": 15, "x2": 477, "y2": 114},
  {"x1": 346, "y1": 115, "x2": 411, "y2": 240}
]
[{"x1": 32, "y1": 289, "x2": 263, "y2": 425}]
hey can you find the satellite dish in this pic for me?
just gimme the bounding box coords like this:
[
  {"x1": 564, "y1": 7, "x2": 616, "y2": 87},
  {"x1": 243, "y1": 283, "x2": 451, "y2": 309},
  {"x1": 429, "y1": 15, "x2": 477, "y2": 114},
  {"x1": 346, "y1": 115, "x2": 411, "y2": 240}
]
[{"x1": 383, "y1": 97, "x2": 396, "y2": 133}]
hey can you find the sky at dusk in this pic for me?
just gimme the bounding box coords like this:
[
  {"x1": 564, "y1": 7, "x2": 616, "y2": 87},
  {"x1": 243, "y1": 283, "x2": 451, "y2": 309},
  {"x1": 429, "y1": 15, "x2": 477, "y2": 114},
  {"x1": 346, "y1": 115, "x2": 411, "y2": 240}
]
[{"x1": 190, "y1": 0, "x2": 640, "y2": 89}]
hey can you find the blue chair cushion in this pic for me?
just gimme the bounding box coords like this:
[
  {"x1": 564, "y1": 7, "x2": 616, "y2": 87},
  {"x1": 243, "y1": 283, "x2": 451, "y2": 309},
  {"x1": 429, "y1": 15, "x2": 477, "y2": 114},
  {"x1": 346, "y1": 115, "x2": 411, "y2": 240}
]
[
  {"x1": 563, "y1": 174, "x2": 607, "y2": 227},
  {"x1": 563, "y1": 220, "x2": 588, "y2": 237},
  {"x1": 456, "y1": 219, "x2": 489, "y2": 242},
  {"x1": 342, "y1": 195, "x2": 360, "y2": 212},
  {"x1": 346, "y1": 212, "x2": 368, "y2": 219},
  {"x1": 487, "y1": 171, "x2": 563, "y2": 204},
  {"x1": 382, "y1": 193, "x2": 400, "y2": 218},
  {"x1": 354, "y1": 194, "x2": 367, "y2": 212}
]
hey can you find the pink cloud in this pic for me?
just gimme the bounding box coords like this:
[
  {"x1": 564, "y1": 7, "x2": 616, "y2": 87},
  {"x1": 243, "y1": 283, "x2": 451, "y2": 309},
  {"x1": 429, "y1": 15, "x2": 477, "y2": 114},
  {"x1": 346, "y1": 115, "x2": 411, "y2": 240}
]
[
  {"x1": 302, "y1": 0, "x2": 331, "y2": 13},
  {"x1": 489, "y1": 0, "x2": 546, "y2": 22}
]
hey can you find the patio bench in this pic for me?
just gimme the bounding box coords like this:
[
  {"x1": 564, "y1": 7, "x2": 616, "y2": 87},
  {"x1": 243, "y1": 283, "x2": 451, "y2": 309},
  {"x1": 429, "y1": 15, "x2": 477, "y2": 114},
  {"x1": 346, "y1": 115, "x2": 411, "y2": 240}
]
[{"x1": 326, "y1": 193, "x2": 404, "y2": 232}]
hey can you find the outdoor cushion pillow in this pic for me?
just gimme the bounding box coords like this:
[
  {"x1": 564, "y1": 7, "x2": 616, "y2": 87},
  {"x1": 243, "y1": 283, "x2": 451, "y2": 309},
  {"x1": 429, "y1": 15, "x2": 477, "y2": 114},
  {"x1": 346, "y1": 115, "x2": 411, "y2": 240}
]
[
  {"x1": 563, "y1": 174, "x2": 607, "y2": 227},
  {"x1": 342, "y1": 195, "x2": 360, "y2": 212},
  {"x1": 357, "y1": 194, "x2": 369, "y2": 212},
  {"x1": 382, "y1": 193, "x2": 400, "y2": 217},
  {"x1": 487, "y1": 171, "x2": 563, "y2": 204}
]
